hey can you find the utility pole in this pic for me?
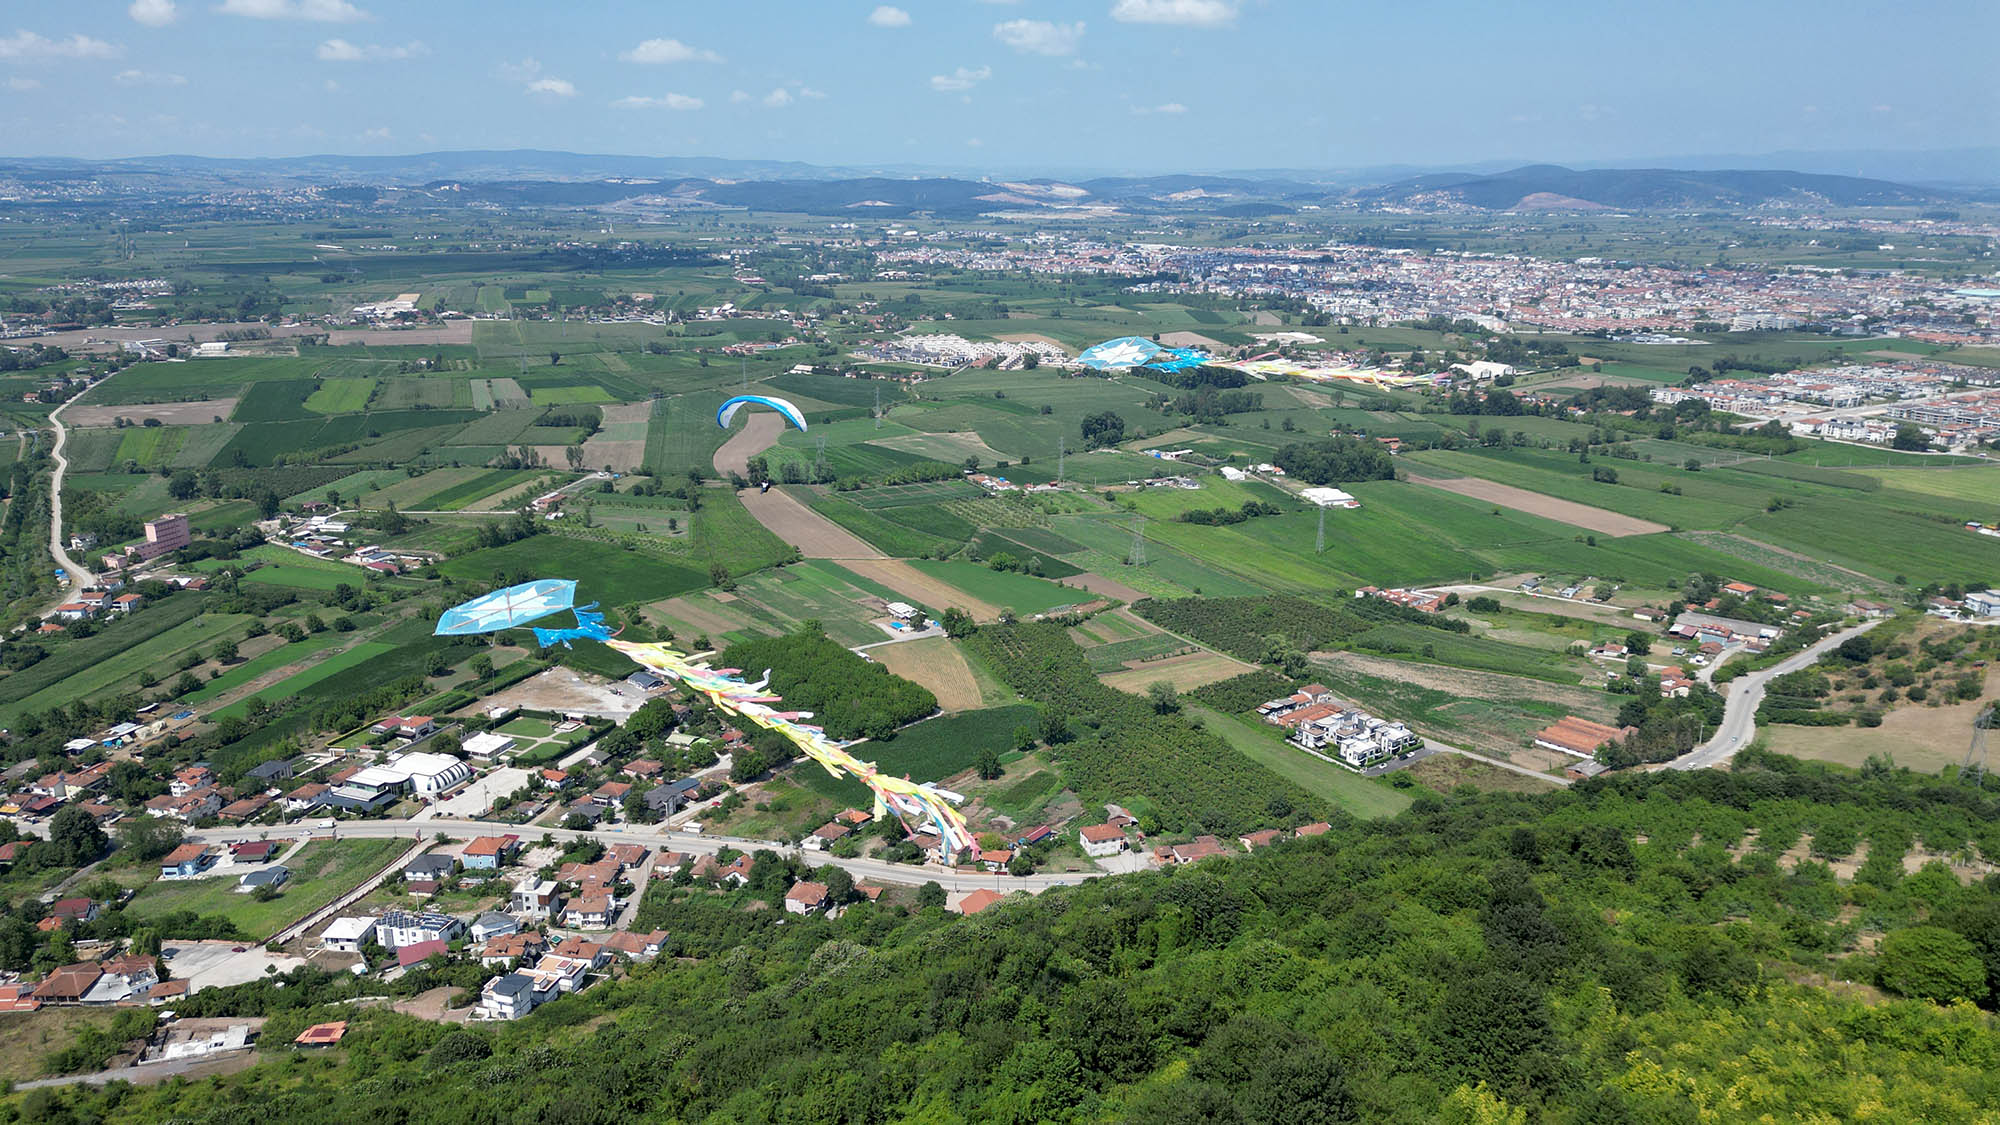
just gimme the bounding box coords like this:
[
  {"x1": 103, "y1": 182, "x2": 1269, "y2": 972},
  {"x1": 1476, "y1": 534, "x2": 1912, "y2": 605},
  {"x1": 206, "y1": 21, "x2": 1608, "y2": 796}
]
[
  {"x1": 1316, "y1": 504, "x2": 1327, "y2": 553},
  {"x1": 1128, "y1": 518, "x2": 1146, "y2": 567},
  {"x1": 1057, "y1": 435, "x2": 1066, "y2": 483},
  {"x1": 874, "y1": 384, "x2": 882, "y2": 430},
  {"x1": 1962, "y1": 705, "x2": 1993, "y2": 786}
]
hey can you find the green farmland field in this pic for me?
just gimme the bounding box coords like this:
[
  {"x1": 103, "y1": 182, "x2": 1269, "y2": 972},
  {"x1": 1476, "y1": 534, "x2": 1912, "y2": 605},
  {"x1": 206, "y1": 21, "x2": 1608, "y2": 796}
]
[
  {"x1": 303, "y1": 378, "x2": 377, "y2": 414},
  {"x1": 215, "y1": 642, "x2": 397, "y2": 719},
  {"x1": 126, "y1": 838, "x2": 408, "y2": 940}
]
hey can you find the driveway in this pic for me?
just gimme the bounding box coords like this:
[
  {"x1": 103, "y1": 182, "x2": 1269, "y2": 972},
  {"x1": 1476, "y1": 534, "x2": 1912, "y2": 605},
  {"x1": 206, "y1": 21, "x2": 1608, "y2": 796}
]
[{"x1": 162, "y1": 941, "x2": 310, "y2": 994}]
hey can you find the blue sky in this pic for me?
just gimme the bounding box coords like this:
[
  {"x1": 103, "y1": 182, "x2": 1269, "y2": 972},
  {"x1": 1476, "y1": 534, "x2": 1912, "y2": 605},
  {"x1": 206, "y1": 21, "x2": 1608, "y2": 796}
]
[{"x1": 0, "y1": 0, "x2": 1992, "y2": 172}]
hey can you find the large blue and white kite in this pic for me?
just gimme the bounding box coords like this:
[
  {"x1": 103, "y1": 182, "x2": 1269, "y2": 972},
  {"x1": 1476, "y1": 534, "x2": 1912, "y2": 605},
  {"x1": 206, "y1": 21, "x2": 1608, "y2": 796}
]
[
  {"x1": 1079, "y1": 336, "x2": 1213, "y2": 374},
  {"x1": 716, "y1": 394, "x2": 808, "y2": 433},
  {"x1": 433, "y1": 578, "x2": 576, "y2": 635}
]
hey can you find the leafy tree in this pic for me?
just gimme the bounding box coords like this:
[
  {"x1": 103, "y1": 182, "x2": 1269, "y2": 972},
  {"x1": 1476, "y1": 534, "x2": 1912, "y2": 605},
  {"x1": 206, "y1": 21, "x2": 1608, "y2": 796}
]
[
  {"x1": 1877, "y1": 926, "x2": 1985, "y2": 1003},
  {"x1": 117, "y1": 815, "x2": 183, "y2": 861},
  {"x1": 916, "y1": 881, "x2": 946, "y2": 909},
  {"x1": 940, "y1": 607, "x2": 976, "y2": 638},
  {"x1": 975, "y1": 747, "x2": 1004, "y2": 780},
  {"x1": 48, "y1": 805, "x2": 109, "y2": 867},
  {"x1": 1891, "y1": 423, "x2": 1931, "y2": 451},
  {"x1": 1080, "y1": 411, "x2": 1126, "y2": 448}
]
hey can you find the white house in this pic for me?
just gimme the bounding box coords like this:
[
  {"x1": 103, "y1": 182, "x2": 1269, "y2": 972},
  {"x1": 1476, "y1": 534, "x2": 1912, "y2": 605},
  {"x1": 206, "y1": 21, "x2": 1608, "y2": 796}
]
[
  {"x1": 320, "y1": 916, "x2": 377, "y2": 954},
  {"x1": 1079, "y1": 823, "x2": 1128, "y2": 858},
  {"x1": 478, "y1": 972, "x2": 541, "y2": 1021}
]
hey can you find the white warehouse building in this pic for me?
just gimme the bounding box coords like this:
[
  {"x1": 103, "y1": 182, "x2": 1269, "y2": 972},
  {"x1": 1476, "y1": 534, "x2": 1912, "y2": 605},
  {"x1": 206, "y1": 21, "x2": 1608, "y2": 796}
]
[{"x1": 345, "y1": 752, "x2": 472, "y2": 800}]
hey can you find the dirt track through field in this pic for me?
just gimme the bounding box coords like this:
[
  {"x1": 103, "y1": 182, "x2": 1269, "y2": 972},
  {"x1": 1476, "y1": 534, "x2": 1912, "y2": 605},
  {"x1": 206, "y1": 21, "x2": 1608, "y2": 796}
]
[
  {"x1": 840, "y1": 559, "x2": 1003, "y2": 620},
  {"x1": 869, "y1": 637, "x2": 982, "y2": 711},
  {"x1": 1404, "y1": 472, "x2": 1669, "y2": 537},
  {"x1": 713, "y1": 412, "x2": 784, "y2": 477},
  {"x1": 739, "y1": 486, "x2": 885, "y2": 559}
]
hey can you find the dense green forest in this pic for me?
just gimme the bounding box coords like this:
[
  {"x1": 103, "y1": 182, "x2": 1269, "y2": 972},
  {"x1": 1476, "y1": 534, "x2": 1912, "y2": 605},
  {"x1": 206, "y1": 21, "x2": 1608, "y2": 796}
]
[
  {"x1": 721, "y1": 627, "x2": 938, "y2": 741},
  {"x1": 29, "y1": 752, "x2": 2000, "y2": 1124}
]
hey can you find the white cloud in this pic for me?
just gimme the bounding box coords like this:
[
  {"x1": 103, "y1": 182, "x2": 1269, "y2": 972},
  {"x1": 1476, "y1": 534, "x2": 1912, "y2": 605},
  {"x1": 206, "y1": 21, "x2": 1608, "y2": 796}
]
[
  {"x1": 218, "y1": 0, "x2": 369, "y2": 22},
  {"x1": 1132, "y1": 101, "x2": 1185, "y2": 115},
  {"x1": 361, "y1": 125, "x2": 390, "y2": 140},
  {"x1": 316, "y1": 38, "x2": 427, "y2": 61},
  {"x1": 4, "y1": 76, "x2": 40, "y2": 91},
  {"x1": 762, "y1": 87, "x2": 793, "y2": 108},
  {"x1": 930, "y1": 65, "x2": 990, "y2": 92},
  {"x1": 525, "y1": 77, "x2": 575, "y2": 97},
  {"x1": 993, "y1": 19, "x2": 1084, "y2": 55},
  {"x1": 613, "y1": 92, "x2": 703, "y2": 110},
  {"x1": 620, "y1": 37, "x2": 722, "y2": 64},
  {"x1": 729, "y1": 89, "x2": 751, "y2": 103},
  {"x1": 868, "y1": 5, "x2": 911, "y2": 27},
  {"x1": 115, "y1": 68, "x2": 187, "y2": 85},
  {"x1": 129, "y1": 0, "x2": 178, "y2": 27},
  {"x1": 965, "y1": 137, "x2": 984, "y2": 147},
  {"x1": 797, "y1": 85, "x2": 827, "y2": 100},
  {"x1": 1109, "y1": 0, "x2": 1237, "y2": 27},
  {"x1": 0, "y1": 31, "x2": 122, "y2": 60}
]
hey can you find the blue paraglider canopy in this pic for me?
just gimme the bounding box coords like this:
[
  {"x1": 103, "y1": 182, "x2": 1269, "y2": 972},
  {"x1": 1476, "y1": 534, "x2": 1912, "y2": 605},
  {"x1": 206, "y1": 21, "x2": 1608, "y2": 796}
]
[
  {"x1": 716, "y1": 394, "x2": 808, "y2": 433},
  {"x1": 435, "y1": 578, "x2": 577, "y2": 635}
]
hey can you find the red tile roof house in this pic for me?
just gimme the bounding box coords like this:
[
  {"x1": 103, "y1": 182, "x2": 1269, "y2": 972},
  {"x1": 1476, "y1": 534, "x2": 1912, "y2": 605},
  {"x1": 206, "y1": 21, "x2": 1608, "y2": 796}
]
[
  {"x1": 1079, "y1": 823, "x2": 1128, "y2": 857},
  {"x1": 461, "y1": 834, "x2": 520, "y2": 870},
  {"x1": 953, "y1": 889, "x2": 1006, "y2": 916},
  {"x1": 602, "y1": 930, "x2": 668, "y2": 960},
  {"x1": 1239, "y1": 829, "x2": 1284, "y2": 851},
  {"x1": 783, "y1": 881, "x2": 830, "y2": 915},
  {"x1": 562, "y1": 895, "x2": 615, "y2": 929}
]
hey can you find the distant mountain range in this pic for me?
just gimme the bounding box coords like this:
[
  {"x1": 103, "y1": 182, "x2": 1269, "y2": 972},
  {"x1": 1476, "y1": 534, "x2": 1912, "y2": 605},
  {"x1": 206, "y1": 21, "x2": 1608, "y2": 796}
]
[
  {"x1": 0, "y1": 151, "x2": 1981, "y2": 214},
  {"x1": 1358, "y1": 164, "x2": 1951, "y2": 211}
]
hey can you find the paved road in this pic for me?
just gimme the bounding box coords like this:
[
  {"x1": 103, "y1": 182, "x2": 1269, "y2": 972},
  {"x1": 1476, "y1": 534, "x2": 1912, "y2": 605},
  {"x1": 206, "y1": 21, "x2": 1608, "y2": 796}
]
[
  {"x1": 1665, "y1": 621, "x2": 1881, "y2": 771},
  {"x1": 181, "y1": 818, "x2": 1102, "y2": 894},
  {"x1": 43, "y1": 389, "x2": 95, "y2": 598}
]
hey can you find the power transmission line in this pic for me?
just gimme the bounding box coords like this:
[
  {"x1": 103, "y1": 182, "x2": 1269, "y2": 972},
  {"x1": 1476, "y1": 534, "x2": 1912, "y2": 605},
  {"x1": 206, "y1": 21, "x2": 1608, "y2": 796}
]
[{"x1": 1963, "y1": 704, "x2": 1993, "y2": 786}]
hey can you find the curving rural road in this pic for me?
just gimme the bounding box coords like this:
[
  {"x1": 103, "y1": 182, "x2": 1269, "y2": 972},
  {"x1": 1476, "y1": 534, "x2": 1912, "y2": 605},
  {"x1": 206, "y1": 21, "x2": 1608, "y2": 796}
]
[
  {"x1": 181, "y1": 817, "x2": 1104, "y2": 895},
  {"x1": 1665, "y1": 621, "x2": 1881, "y2": 771},
  {"x1": 43, "y1": 390, "x2": 95, "y2": 598}
]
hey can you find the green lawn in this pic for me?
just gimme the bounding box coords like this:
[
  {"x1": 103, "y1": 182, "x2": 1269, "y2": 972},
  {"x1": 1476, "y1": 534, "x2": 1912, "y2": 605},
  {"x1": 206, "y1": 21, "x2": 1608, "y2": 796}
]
[
  {"x1": 1188, "y1": 706, "x2": 1412, "y2": 820},
  {"x1": 126, "y1": 837, "x2": 408, "y2": 941},
  {"x1": 0, "y1": 613, "x2": 253, "y2": 727}
]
